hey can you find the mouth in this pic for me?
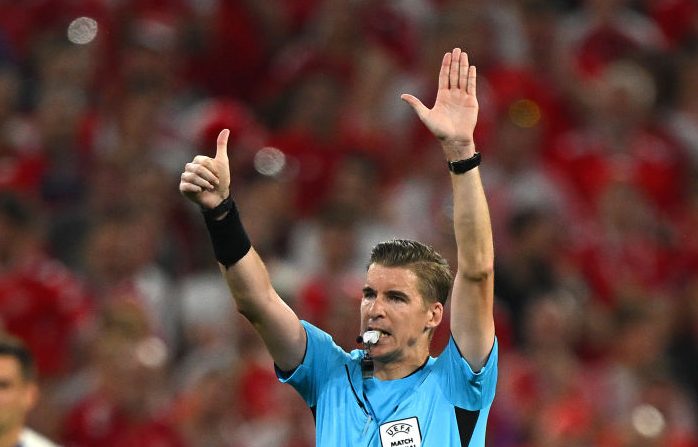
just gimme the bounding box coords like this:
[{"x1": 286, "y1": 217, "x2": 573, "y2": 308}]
[{"x1": 366, "y1": 328, "x2": 392, "y2": 338}]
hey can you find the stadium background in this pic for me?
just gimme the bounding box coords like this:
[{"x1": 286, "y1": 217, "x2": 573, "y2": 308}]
[{"x1": 0, "y1": 0, "x2": 697, "y2": 445}]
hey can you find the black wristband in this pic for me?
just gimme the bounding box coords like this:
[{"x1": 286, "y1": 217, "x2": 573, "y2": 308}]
[
  {"x1": 202, "y1": 197, "x2": 251, "y2": 268},
  {"x1": 201, "y1": 195, "x2": 233, "y2": 221},
  {"x1": 447, "y1": 152, "x2": 481, "y2": 174}
]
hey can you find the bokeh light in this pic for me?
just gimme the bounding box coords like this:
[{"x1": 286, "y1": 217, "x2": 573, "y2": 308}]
[{"x1": 66, "y1": 17, "x2": 98, "y2": 45}]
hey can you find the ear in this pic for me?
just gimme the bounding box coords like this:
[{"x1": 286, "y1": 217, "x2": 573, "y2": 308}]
[
  {"x1": 425, "y1": 302, "x2": 444, "y2": 330},
  {"x1": 22, "y1": 381, "x2": 39, "y2": 412}
]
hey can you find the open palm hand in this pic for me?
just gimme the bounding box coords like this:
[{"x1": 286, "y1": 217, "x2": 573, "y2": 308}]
[{"x1": 402, "y1": 48, "x2": 478, "y2": 156}]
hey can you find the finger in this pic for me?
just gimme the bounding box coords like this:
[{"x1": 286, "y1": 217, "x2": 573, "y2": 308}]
[
  {"x1": 192, "y1": 155, "x2": 215, "y2": 168},
  {"x1": 468, "y1": 65, "x2": 477, "y2": 95},
  {"x1": 449, "y1": 48, "x2": 461, "y2": 89},
  {"x1": 459, "y1": 52, "x2": 469, "y2": 90},
  {"x1": 181, "y1": 171, "x2": 216, "y2": 190},
  {"x1": 191, "y1": 156, "x2": 219, "y2": 178},
  {"x1": 185, "y1": 162, "x2": 219, "y2": 185},
  {"x1": 179, "y1": 182, "x2": 203, "y2": 194},
  {"x1": 401, "y1": 94, "x2": 430, "y2": 121},
  {"x1": 438, "y1": 53, "x2": 450, "y2": 90},
  {"x1": 215, "y1": 129, "x2": 230, "y2": 161}
]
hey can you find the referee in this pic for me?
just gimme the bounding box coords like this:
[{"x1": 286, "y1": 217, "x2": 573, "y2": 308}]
[{"x1": 180, "y1": 47, "x2": 497, "y2": 447}]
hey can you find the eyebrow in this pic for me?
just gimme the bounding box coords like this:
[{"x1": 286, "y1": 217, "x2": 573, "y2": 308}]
[{"x1": 362, "y1": 287, "x2": 410, "y2": 301}]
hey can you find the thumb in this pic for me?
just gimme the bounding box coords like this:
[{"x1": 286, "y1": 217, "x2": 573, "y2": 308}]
[
  {"x1": 401, "y1": 94, "x2": 429, "y2": 121},
  {"x1": 215, "y1": 129, "x2": 230, "y2": 162}
]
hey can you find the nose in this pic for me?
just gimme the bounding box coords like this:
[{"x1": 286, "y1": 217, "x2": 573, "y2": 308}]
[{"x1": 367, "y1": 296, "x2": 386, "y2": 320}]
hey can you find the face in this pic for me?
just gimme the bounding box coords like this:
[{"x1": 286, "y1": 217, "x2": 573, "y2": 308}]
[
  {"x1": 360, "y1": 264, "x2": 442, "y2": 363},
  {"x1": 0, "y1": 356, "x2": 36, "y2": 435}
]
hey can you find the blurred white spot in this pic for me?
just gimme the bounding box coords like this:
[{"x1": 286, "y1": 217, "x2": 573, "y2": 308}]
[
  {"x1": 254, "y1": 146, "x2": 286, "y2": 177},
  {"x1": 67, "y1": 17, "x2": 98, "y2": 45},
  {"x1": 632, "y1": 404, "x2": 666, "y2": 438},
  {"x1": 135, "y1": 337, "x2": 168, "y2": 369}
]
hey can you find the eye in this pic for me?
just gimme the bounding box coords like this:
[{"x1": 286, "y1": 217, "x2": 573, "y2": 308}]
[
  {"x1": 362, "y1": 288, "x2": 376, "y2": 300},
  {"x1": 387, "y1": 292, "x2": 407, "y2": 302}
]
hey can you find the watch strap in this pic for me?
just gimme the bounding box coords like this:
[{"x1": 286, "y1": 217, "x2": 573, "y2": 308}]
[{"x1": 447, "y1": 152, "x2": 481, "y2": 174}]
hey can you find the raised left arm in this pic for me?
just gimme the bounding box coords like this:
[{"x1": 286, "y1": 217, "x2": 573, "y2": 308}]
[{"x1": 402, "y1": 48, "x2": 494, "y2": 371}]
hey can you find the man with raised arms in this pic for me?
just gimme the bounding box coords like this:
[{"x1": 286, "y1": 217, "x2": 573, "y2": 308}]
[{"x1": 179, "y1": 47, "x2": 497, "y2": 447}]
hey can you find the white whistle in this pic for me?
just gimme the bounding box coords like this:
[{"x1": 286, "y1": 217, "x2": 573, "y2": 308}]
[{"x1": 362, "y1": 330, "x2": 380, "y2": 345}]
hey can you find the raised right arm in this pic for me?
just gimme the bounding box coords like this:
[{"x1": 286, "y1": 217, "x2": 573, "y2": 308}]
[{"x1": 179, "y1": 130, "x2": 306, "y2": 371}]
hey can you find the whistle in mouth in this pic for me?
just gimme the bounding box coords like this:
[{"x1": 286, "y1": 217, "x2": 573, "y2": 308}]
[{"x1": 362, "y1": 330, "x2": 380, "y2": 345}]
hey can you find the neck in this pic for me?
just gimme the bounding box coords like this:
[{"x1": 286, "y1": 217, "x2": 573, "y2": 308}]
[
  {"x1": 371, "y1": 348, "x2": 429, "y2": 381},
  {"x1": 0, "y1": 426, "x2": 22, "y2": 447}
]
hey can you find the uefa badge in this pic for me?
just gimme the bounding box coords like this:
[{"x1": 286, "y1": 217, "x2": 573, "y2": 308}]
[{"x1": 379, "y1": 417, "x2": 422, "y2": 447}]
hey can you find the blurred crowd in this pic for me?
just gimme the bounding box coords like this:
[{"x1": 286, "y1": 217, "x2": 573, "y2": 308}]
[{"x1": 0, "y1": 0, "x2": 697, "y2": 446}]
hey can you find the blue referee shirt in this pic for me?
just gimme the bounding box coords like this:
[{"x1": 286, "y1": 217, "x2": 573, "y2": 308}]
[{"x1": 277, "y1": 321, "x2": 498, "y2": 447}]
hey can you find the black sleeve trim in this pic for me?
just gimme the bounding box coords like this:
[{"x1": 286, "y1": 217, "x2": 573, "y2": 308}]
[{"x1": 454, "y1": 407, "x2": 480, "y2": 446}]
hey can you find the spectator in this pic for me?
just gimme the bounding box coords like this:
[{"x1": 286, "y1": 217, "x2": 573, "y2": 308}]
[
  {"x1": 62, "y1": 300, "x2": 184, "y2": 447},
  {"x1": 0, "y1": 334, "x2": 60, "y2": 447},
  {"x1": 0, "y1": 192, "x2": 92, "y2": 379}
]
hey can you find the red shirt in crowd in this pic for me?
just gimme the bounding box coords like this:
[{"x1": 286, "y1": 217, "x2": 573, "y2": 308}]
[
  {"x1": 0, "y1": 253, "x2": 92, "y2": 377},
  {"x1": 63, "y1": 393, "x2": 185, "y2": 447}
]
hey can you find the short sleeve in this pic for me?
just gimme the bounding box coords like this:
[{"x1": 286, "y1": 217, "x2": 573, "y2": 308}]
[
  {"x1": 275, "y1": 320, "x2": 349, "y2": 407},
  {"x1": 432, "y1": 336, "x2": 498, "y2": 410}
]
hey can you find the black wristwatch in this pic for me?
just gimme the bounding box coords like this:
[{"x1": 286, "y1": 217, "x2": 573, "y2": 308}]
[{"x1": 447, "y1": 152, "x2": 481, "y2": 174}]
